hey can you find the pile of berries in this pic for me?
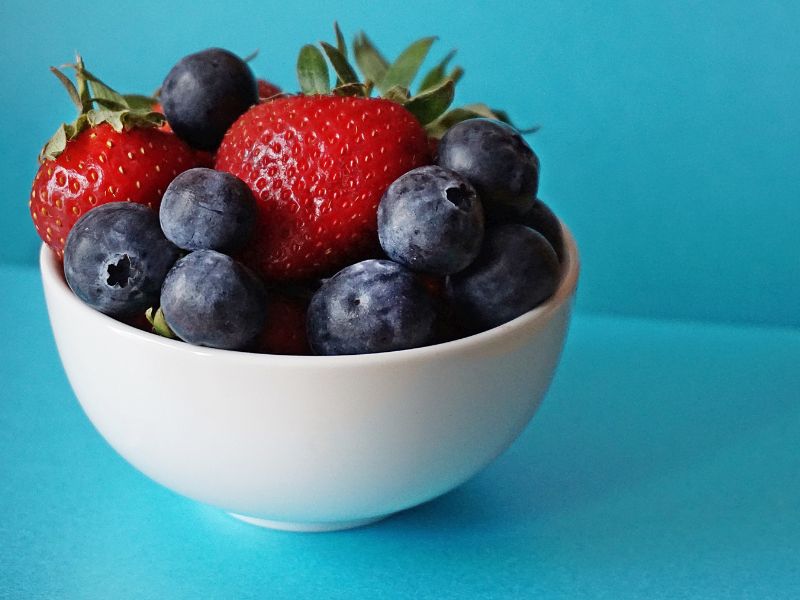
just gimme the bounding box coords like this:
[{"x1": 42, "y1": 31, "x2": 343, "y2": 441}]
[{"x1": 30, "y1": 28, "x2": 566, "y2": 356}]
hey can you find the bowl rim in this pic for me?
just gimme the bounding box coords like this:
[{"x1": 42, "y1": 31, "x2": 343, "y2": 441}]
[{"x1": 41, "y1": 223, "x2": 580, "y2": 368}]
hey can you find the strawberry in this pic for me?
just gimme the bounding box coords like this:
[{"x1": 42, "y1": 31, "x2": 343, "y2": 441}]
[
  {"x1": 215, "y1": 94, "x2": 430, "y2": 280},
  {"x1": 151, "y1": 101, "x2": 172, "y2": 132},
  {"x1": 214, "y1": 28, "x2": 523, "y2": 281},
  {"x1": 257, "y1": 79, "x2": 282, "y2": 100},
  {"x1": 29, "y1": 56, "x2": 206, "y2": 258},
  {"x1": 152, "y1": 81, "x2": 279, "y2": 137},
  {"x1": 151, "y1": 101, "x2": 218, "y2": 165},
  {"x1": 254, "y1": 294, "x2": 311, "y2": 355},
  {"x1": 121, "y1": 310, "x2": 155, "y2": 333}
]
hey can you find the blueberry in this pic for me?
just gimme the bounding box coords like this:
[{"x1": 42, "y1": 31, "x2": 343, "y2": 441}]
[
  {"x1": 518, "y1": 198, "x2": 565, "y2": 262},
  {"x1": 160, "y1": 250, "x2": 267, "y2": 350},
  {"x1": 161, "y1": 48, "x2": 258, "y2": 151},
  {"x1": 307, "y1": 260, "x2": 436, "y2": 355},
  {"x1": 64, "y1": 202, "x2": 180, "y2": 316},
  {"x1": 437, "y1": 119, "x2": 539, "y2": 217},
  {"x1": 160, "y1": 168, "x2": 256, "y2": 252},
  {"x1": 378, "y1": 166, "x2": 484, "y2": 275},
  {"x1": 489, "y1": 197, "x2": 565, "y2": 262},
  {"x1": 447, "y1": 224, "x2": 560, "y2": 331}
]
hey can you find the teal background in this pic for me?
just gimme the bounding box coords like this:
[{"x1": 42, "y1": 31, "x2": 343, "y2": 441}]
[
  {"x1": 1, "y1": 1, "x2": 799, "y2": 598},
  {"x1": 1, "y1": 0, "x2": 798, "y2": 326}
]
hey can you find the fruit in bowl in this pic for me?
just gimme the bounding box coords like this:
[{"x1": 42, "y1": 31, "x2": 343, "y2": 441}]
[
  {"x1": 33, "y1": 26, "x2": 579, "y2": 531},
  {"x1": 40, "y1": 232, "x2": 578, "y2": 532}
]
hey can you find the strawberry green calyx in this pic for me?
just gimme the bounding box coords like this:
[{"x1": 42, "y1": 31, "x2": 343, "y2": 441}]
[
  {"x1": 39, "y1": 55, "x2": 165, "y2": 163},
  {"x1": 145, "y1": 306, "x2": 177, "y2": 339},
  {"x1": 297, "y1": 45, "x2": 331, "y2": 95},
  {"x1": 296, "y1": 25, "x2": 531, "y2": 137},
  {"x1": 427, "y1": 104, "x2": 541, "y2": 138}
]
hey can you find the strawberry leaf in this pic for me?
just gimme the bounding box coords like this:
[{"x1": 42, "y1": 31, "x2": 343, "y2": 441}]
[
  {"x1": 425, "y1": 104, "x2": 540, "y2": 138},
  {"x1": 49, "y1": 67, "x2": 83, "y2": 111},
  {"x1": 297, "y1": 44, "x2": 330, "y2": 95},
  {"x1": 448, "y1": 66, "x2": 464, "y2": 85},
  {"x1": 381, "y1": 36, "x2": 437, "y2": 92},
  {"x1": 89, "y1": 97, "x2": 128, "y2": 111},
  {"x1": 425, "y1": 107, "x2": 486, "y2": 138},
  {"x1": 383, "y1": 85, "x2": 411, "y2": 104},
  {"x1": 87, "y1": 108, "x2": 124, "y2": 131},
  {"x1": 123, "y1": 94, "x2": 157, "y2": 110},
  {"x1": 146, "y1": 307, "x2": 177, "y2": 339},
  {"x1": 39, "y1": 54, "x2": 166, "y2": 163},
  {"x1": 40, "y1": 124, "x2": 69, "y2": 162},
  {"x1": 79, "y1": 66, "x2": 129, "y2": 109},
  {"x1": 320, "y1": 42, "x2": 359, "y2": 85},
  {"x1": 73, "y1": 55, "x2": 92, "y2": 109},
  {"x1": 404, "y1": 79, "x2": 454, "y2": 125},
  {"x1": 459, "y1": 103, "x2": 502, "y2": 119},
  {"x1": 418, "y1": 49, "x2": 456, "y2": 93},
  {"x1": 516, "y1": 123, "x2": 541, "y2": 134},
  {"x1": 353, "y1": 32, "x2": 389, "y2": 90},
  {"x1": 124, "y1": 110, "x2": 166, "y2": 129},
  {"x1": 334, "y1": 22, "x2": 347, "y2": 57},
  {"x1": 460, "y1": 103, "x2": 541, "y2": 133}
]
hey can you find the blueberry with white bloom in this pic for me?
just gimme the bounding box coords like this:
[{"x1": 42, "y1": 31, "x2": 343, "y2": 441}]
[
  {"x1": 378, "y1": 165, "x2": 484, "y2": 275},
  {"x1": 160, "y1": 168, "x2": 256, "y2": 253},
  {"x1": 64, "y1": 202, "x2": 179, "y2": 316},
  {"x1": 491, "y1": 197, "x2": 565, "y2": 263},
  {"x1": 161, "y1": 48, "x2": 258, "y2": 151},
  {"x1": 437, "y1": 119, "x2": 539, "y2": 217},
  {"x1": 160, "y1": 249, "x2": 267, "y2": 350},
  {"x1": 447, "y1": 224, "x2": 560, "y2": 331},
  {"x1": 307, "y1": 259, "x2": 436, "y2": 355}
]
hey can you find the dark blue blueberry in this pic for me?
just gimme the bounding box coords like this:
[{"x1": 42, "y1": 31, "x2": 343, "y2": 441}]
[
  {"x1": 378, "y1": 166, "x2": 484, "y2": 275},
  {"x1": 489, "y1": 197, "x2": 565, "y2": 263},
  {"x1": 518, "y1": 198, "x2": 565, "y2": 262},
  {"x1": 307, "y1": 259, "x2": 436, "y2": 355},
  {"x1": 437, "y1": 119, "x2": 539, "y2": 217},
  {"x1": 161, "y1": 48, "x2": 258, "y2": 151},
  {"x1": 64, "y1": 202, "x2": 180, "y2": 316},
  {"x1": 160, "y1": 250, "x2": 267, "y2": 350},
  {"x1": 160, "y1": 168, "x2": 256, "y2": 252},
  {"x1": 447, "y1": 224, "x2": 560, "y2": 331}
]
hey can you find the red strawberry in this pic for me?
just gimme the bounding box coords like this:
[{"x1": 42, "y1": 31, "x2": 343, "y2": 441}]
[
  {"x1": 416, "y1": 273, "x2": 446, "y2": 301},
  {"x1": 257, "y1": 79, "x2": 282, "y2": 100},
  {"x1": 152, "y1": 100, "x2": 217, "y2": 166},
  {"x1": 254, "y1": 294, "x2": 310, "y2": 355},
  {"x1": 120, "y1": 310, "x2": 154, "y2": 333},
  {"x1": 151, "y1": 101, "x2": 172, "y2": 132},
  {"x1": 151, "y1": 100, "x2": 217, "y2": 164},
  {"x1": 29, "y1": 56, "x2": 206, "y2": 258},
  {"x1": 415, "y1": 273, "x2": 465, "y2": 343},
  {"x1": 215, "y1": 95, "x2": 430, "y2": 280}
]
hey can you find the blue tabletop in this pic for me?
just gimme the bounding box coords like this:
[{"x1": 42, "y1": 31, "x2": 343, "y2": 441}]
[{"x1": 1, "y1": 264, "x2": 798, "y2": 599}]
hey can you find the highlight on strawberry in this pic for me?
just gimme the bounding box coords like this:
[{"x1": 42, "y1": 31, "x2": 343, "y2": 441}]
[{"x1": 30, "y1": 24, "x2": 566, "y2": 355}]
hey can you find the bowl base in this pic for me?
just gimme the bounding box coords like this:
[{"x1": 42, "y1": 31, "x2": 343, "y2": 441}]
[{"x1": 228, "y1": 512, "x2": 387, "y2": 532}]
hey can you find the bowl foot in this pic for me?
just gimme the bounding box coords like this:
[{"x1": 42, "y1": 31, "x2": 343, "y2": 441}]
[{"x1": 228, "y1": 512, "x2": 387, "y2": 532}]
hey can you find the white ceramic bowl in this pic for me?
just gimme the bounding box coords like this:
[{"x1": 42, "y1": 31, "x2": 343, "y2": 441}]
[{"x1": 40, "y1": 226, "x2": 579, "y2": 532}]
